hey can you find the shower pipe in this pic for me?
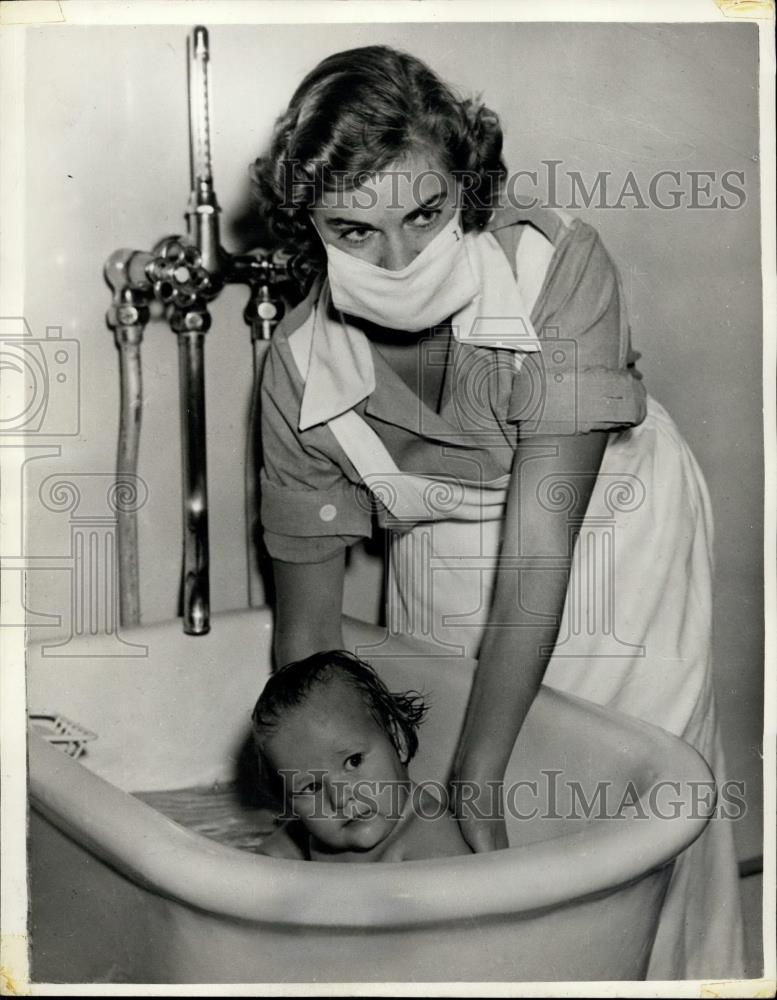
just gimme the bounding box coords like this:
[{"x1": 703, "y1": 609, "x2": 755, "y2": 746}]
[{"x1": 105, "y1": 26, "x2": 291, "y2": 636}]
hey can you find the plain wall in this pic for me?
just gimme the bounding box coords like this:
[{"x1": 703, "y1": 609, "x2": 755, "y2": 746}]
[{"x1": 21, "y1": 21, "x2": 763, "y2": 858}]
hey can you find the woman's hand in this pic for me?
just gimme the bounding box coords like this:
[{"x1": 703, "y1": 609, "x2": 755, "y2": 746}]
[
  {"x1": 450, "y1": 770, "x2": 508, "y2": 853},
  {"x1": 461, "y1": 817, "x2": 508, "y2": 854}
]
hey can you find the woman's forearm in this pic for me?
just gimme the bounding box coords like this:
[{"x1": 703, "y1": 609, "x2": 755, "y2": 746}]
[
  {"x1": 454, "y1": 572, "x2": 565, "y2": 781},
  {"x1": 273, "y1": 617, "x2": 345, "y2": 668},
  {"x1": 271, "y1": 552, "x2": 346, "y2": 668},
  {"x1": 455, "y1": 430, "x2": 608, "y2": 782}
]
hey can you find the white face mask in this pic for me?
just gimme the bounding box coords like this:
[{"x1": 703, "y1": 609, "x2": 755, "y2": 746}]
[{"x1": 318, "y1": 211, "x2": 479, "y2": 333}]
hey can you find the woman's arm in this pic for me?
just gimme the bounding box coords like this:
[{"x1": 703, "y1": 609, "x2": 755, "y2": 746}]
[
  {"x1": 271, "y1": 550, "x2": 347, "y2": 667},
  {"x1": 453, "y1": 428, "x2": 608, "y2": 851}
]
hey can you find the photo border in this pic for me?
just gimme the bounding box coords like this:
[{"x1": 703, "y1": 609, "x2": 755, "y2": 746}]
[{"x1": 1, "y1": 1, "x2": 774, "y2": 996}]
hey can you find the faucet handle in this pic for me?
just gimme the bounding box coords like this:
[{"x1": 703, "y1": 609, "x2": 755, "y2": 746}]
[
  {"x1": 152, "y1": 236, "x2": 201, "y2": 267},
  {"x1": 148, "y1": 237, "x2": 212, "y2": 306}
]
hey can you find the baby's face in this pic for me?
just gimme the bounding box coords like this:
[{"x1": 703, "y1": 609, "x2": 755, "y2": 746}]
[{"x1": 266, "y1": 678, "x2": 410, "y2": 855}]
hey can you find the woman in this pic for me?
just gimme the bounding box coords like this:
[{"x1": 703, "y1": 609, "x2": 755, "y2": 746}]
[{"x1": 252, "y1": 45, "x2": 744, "y2": 979}]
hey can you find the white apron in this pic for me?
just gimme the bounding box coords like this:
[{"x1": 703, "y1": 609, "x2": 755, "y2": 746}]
[
  {"x1": 351, "y1": 397, "x2": 745, "y2": 981},
  {"x1": 286, "y1": 264, "x2": 745, "y2": 984}
]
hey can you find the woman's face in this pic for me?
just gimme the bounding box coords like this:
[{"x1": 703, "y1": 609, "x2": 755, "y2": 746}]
[{"x1": 310, "y1": 150, "x2": 459, "y2": 271}]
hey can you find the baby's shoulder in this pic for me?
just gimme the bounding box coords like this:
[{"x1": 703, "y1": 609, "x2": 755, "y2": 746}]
[
  {"x1": 395, "y1": 789, "x2": 472, "y2": 862},
  {"x1": 256, "y1": 820, "x2": 308, "y2": 860}
]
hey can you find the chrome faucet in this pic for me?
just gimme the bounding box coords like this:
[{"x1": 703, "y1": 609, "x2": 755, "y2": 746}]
[{"x1": 105, "y1": 26, "x2": 290, "y2": 635}]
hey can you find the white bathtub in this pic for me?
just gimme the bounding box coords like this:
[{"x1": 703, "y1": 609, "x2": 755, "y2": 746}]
[{"x1": 27, "y1": 607, "x2": 714, "y2": 984}]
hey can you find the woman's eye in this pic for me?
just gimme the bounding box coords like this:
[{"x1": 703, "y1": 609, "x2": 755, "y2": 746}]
[
  {"x1": 294, "y1": 782, "x2": 320, "y2": 796},
  {"x1": 345, "y1": 753, "x2": 363, "y2": 770},
  {"x1": 340, "y1": 228, "x2": 373, "y2": 245},
  {"x1": 409, "y1": 208, "x2": 442, "y2": 229}
]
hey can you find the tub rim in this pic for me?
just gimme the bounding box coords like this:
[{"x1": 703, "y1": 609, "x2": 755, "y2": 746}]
[{"x1": 28, "y1": 687, "x2": 715, "y2": 930}]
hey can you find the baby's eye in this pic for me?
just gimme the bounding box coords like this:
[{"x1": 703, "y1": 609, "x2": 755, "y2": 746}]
[
  {"x1": 344, "y1": 753, "x2": 364, "y2": 770},
  {"x1": 294, "y1": 780, "x2": 321, "y2": 796}
]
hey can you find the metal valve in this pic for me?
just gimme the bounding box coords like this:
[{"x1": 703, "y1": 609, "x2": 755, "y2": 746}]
[
  {"x1": 169, "y1": 303, "x2": 212, "y2": 334},
  {"x1": 104, "y1": 250, "x2": 152, "y2": 347},
  {"x1": 147, "y1": 237, "x2": 214, "y2": 307},
  {"x1": 105, "y1": 26, "x2": 309, "y2": 637},
  {"x1": 245, "y1": 283, "x2": 283, "y2": 341}
]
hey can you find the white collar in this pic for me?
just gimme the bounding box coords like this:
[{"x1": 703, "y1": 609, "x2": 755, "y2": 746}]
[{"x1": 297, "y1": 231, "x2": 541, "y2": 431}]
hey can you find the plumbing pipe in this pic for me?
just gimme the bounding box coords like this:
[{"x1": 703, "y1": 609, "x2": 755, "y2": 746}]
[
  {"x1": 241, "y1": 255, "x2": 286, "y2": 607},
  {"x1": 188, "y1": 27, "x2": 213, "y2": 191},
  {"x1": 104, "y1": 29, "x2": 299, "y2": 635},
  {"x1": 245, "y1": 338, "x2": 270, "y2": 608},
  {"x1": 187, "y1": 26, "x2": 223, "y2": 277},
  {"x1": 104, "y1": 250, "x2": 150, "y2": 628},
  {"x1": 116, "y1": 335, "x2": 143, "y2": 627},
  {"x1": 176, "y1": 324, "x2": 210, "y2": 635},
  {"x1": 166, "y1": 24, "x2": 222, "y2": 636}
]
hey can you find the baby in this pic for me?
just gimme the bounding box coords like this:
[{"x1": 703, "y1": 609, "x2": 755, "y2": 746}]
[{"x1": 251, "y1": 650, "x2": 471, "y2": 862}]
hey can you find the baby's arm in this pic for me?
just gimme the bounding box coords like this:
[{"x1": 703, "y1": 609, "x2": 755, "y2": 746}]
[{"x1": 256, "y1": 819, "x2": 308, "y2": 860}]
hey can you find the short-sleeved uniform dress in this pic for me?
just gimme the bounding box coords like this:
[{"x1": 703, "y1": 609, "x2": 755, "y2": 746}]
[{"x1": 259, "y1": 205, "x2": 745, "y2": 980}]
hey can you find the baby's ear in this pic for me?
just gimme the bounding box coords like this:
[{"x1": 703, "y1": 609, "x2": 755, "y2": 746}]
[
  {"x1": 397, "y1": 735, "x2": 415, "y2": 768},
  {"x1": 393, "y1": 717, "x2": 420, "y2": 767},
  {"x1": 254, "y1": 753, "x2": 282, "y2": 804}
]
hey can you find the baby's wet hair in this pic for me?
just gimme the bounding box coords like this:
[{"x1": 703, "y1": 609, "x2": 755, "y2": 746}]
[{"x1": 251, "y1": 650, "x2": 429, "y2": 796}]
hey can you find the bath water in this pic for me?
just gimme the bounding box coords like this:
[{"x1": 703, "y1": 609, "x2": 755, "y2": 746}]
[{"x1": 134, "y1": 783, "x2": 280, "y2": 853}]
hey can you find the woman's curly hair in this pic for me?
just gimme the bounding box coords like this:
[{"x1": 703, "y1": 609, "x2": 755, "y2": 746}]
[
  {"x1": 251, "y1": 650, "x2": 429, "y2": 798},
  {"x1": 251, "y1": 45, "x2": 507, "y2": 274}
]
